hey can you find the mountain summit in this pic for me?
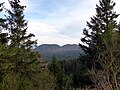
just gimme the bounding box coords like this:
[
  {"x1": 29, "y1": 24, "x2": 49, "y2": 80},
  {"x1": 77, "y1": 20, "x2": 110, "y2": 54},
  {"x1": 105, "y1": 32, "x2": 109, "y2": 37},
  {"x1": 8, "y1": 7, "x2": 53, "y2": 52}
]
[{"x1": 35, "y1": 44, "x2": 82, "y2": 60}]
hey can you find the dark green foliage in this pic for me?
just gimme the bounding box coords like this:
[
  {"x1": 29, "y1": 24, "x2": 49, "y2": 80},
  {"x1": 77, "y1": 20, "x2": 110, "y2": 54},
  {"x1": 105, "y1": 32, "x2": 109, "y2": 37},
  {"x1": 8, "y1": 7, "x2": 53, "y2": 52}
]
[
  {"x1": 79, "y1": 0, "x2": 119, "y2": 71},
  {"x1": 59, "y1": 58, "x2": 93, "y2": 88},
  {"x1": 79, "y1": 0, "x2": 119, "y2": 67},
  {"x1": 0, "y1": 3, "x2": 8, "y2": 44},
  {"x1": 0, "y1": 2, "x2": 8, "y2": 85},
  {"x1": 60, "y1": 59, "x2": 77, "y2": 75},
  {"x1": 0, "y1": 0, "x2": 55, "y2": 90},
  {"x1": 49, "y1": 56, "x2": 64, "y2": 90},
  {"x1": 49, "y1": 56, "x2": 72, "y2": 90},
  {"x1": 72, "y1": 56, "x2": 93, "y2": 87},
  {"x1": 5, "y1": 0, "x2": 36, "y2": 49},
  {"x1": 0, "y1": 44, "x2": 55, "y2": 90},
  {"x1": 79, "y1": 0, "x2": 120, "y2": 88},
  {"x1": 49, "y1": 56, "x2": 61, "y2": 76}
]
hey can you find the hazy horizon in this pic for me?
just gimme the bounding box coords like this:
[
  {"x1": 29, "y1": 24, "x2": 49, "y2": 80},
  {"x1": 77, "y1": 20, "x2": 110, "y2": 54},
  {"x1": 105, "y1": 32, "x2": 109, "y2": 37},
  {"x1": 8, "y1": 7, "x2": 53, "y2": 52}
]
[{"x1": 37, "y1": 43, "x2": 79, "y2": 47}]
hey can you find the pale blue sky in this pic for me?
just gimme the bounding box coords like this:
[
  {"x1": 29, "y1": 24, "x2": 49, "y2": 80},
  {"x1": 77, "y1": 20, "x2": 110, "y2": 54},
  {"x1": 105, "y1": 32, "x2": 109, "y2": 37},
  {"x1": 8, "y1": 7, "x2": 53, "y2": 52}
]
[{"x1": 1, "y1": 0, "x2": 120, "y2": 45}]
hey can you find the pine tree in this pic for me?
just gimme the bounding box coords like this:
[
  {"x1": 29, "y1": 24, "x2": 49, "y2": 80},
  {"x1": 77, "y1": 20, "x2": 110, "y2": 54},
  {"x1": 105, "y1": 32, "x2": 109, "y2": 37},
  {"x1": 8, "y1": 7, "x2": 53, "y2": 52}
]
[
  {"x1": 79, "y1": 0, "x2": 119, "y2": 69},
  {"x1": 0, "y1": 1, "x2": 56, "y2": 90},
  {"x1": 6, "y1": 0, "x2": 36, "y2": 49},
  {"x1": 79, "y1": 0, "x2": 120, "y2": 88},
  {"x1": 49, "y1": 56, "x2": 67, "y2": 90},
  {"x1": 0, "y1": 2, "x2": 8, "y2": 44}
]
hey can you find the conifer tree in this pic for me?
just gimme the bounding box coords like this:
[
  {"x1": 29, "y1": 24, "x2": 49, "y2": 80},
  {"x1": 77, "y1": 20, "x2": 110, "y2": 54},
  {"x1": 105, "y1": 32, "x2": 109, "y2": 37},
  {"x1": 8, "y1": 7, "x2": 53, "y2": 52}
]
[
  {"x1": 6, "y1": 0, "x2": 36, "y2": 49},
  {"x1": 0, "y1": 2, "x2": 8, "y2": 44},
  {"x1": 79, "y1": 0, "x2": 120, "y2": 88},
  {"x1": 49, "y1": 56, "x2": 70, "y2": 90},
  {"x1": 79, "y1": 0, "x2": 119, "y2": 68},
  {"x1": 0, "y1": 1, "x2": 56, "y2": 90}
]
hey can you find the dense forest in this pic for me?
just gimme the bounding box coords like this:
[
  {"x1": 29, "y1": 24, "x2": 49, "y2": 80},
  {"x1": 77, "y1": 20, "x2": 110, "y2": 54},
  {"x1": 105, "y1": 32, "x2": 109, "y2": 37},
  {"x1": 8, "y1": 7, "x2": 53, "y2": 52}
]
[{"x1": 0, "y1": 0, "x2": 120, "y2": 90}]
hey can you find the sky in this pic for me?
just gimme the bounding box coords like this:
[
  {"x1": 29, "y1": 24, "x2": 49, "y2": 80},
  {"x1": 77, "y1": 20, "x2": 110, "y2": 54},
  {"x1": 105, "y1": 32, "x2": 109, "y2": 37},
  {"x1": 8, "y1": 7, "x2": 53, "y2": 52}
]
[{"x1": 1, "y1": 0, "x2": 120, "y2": 46}]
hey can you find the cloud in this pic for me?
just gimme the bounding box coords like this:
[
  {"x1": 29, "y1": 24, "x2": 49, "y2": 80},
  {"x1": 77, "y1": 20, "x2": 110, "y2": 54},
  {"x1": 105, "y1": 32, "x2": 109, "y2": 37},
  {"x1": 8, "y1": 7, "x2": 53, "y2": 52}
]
[
  {"x1": 26, "y1": 0, "x2": 98, "y2": 45},
  {"x1": 1, "y1": 0, "x2": 120, "y2": 45},
  {"x1": 35, "y1": 35, "x2": 80, "y2": 46},
  {"x1": 28, "y1": 19, "x2": 59, "y2": 36}
]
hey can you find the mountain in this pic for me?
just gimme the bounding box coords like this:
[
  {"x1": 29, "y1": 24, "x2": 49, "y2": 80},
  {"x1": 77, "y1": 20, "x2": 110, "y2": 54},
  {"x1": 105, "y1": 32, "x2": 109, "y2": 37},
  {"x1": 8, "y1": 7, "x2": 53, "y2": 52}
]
[{"x1": 34, "y1": 44, "x2": 82, "y2": 61}]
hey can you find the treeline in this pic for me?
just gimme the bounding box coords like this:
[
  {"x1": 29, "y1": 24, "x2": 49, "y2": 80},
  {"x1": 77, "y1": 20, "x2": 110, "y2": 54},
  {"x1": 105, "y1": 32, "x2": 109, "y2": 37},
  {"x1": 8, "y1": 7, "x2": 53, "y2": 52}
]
[
  {"x1": 49, "y1": 57, "x2": 93, "y2": 89},
  {"x1": 0, "y1": 0, "x2": 120, "y2": 90}
]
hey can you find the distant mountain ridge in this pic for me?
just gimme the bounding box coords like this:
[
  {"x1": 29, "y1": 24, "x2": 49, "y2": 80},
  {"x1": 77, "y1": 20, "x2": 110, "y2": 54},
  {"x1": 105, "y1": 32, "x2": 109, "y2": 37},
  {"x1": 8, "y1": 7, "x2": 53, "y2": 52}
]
[{"x1": 35, "y1": 44, "x2": 82, "y2": 60}]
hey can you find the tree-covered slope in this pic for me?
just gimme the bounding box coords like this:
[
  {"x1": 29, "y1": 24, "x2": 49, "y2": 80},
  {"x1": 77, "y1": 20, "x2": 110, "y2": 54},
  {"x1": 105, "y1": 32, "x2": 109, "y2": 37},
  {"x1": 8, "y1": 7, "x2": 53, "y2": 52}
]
[{"x1": 35, "y1": 44, "x2": 82, "y2": 60}]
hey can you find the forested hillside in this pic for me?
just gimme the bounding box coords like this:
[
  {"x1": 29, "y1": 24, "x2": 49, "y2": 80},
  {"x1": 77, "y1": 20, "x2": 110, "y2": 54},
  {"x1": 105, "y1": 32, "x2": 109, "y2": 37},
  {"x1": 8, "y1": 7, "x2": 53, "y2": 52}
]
[{"x1": 35, "y1": 44, "x2": 82, "y2": 60}]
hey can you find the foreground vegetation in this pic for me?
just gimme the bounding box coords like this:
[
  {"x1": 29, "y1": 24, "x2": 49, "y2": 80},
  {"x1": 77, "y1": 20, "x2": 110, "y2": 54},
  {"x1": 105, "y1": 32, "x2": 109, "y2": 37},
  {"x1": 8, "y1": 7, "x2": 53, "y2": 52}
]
[
  {"x1": 0, "y1": 0, "x2": 120, "y2": 90},
  {"x1": 0, "y1": 0, "x2": 55, "y2": 90}
]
